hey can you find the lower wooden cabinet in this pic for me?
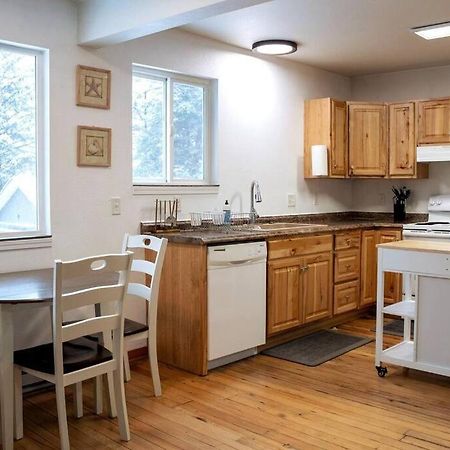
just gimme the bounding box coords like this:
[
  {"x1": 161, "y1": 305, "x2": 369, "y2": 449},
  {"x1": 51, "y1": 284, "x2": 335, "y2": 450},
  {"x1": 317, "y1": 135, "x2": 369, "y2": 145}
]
[
  {"x1": 302, "y1": 252, "x2": 333, "y2": 323},
  {"x1": 267, "y1": 258, "x2": 302, "y2": 335},
  {"x1": 360, "y1": 230, "x2": 378, "y2": 307},
  {"x1": 267, "y1": 236, "x2": 333, "y2": 336},
  {"x1": 334, "y1": 280, "x2": 359, "y2": 315},
  {"x1": 360, "y1": 228, "x2": 403, "y2": 307},
  {"x1": 378, "y1": 229, "x2": 403, "y2": 304}
]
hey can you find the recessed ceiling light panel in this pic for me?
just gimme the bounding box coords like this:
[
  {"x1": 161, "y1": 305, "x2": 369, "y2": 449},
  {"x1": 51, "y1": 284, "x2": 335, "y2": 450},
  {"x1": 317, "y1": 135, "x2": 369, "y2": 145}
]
[
  {"x1": 412, "y1": 21, "x2": 450, "y2": 40},
  {"x1": 252, "y1": 40, "x2": 298, "y2": 55}
]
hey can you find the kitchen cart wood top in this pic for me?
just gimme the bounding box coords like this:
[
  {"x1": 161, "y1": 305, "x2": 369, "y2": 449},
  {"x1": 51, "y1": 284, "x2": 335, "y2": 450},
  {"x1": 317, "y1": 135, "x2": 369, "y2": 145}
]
[{"x1": 377, "y1": 239, "x2": 450, "y2": 254}]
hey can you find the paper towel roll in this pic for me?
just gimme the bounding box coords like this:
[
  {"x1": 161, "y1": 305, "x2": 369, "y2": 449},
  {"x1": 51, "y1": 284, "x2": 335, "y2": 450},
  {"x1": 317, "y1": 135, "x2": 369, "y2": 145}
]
[{"x1": 311, "y1": 144, "x2": 328, "y2": 176}]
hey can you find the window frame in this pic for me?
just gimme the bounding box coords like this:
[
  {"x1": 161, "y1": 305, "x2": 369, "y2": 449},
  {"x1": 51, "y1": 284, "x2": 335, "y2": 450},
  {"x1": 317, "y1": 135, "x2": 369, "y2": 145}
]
[
  {"x1": 132, "y1": 64, "x2": 213, "y2": 187},
  {"x1": 0, "y1": 41, "x2": 50, "y2": 241}
]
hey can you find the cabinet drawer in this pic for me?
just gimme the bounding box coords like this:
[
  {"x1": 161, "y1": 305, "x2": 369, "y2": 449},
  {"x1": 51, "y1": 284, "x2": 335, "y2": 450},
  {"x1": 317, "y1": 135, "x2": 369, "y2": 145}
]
[
  {"x1": 334, "y1": 280, "x2": 359, "y2": 314},
  {"x1": 268, "y1": 234, "x2": 333, "y2": 260},
  {"x1": 334, "y1": 248, "x2": 360, "y2": 283},
  {"x1": 334, "y1": 231, "x2": 361, "y2": 250}
]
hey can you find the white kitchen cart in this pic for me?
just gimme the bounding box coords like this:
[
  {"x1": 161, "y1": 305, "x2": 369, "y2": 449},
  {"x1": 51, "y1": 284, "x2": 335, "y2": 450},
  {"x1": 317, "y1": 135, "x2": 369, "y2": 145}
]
[{"x1": 375, "y1": 239, "x2": 450, "y2": 378}]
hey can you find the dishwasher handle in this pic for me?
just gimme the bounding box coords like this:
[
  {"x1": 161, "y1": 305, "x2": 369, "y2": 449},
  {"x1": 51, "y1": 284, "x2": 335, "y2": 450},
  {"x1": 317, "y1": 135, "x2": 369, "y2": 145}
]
[{"x1": 208, "y1": 256, "x2": 266, "y2": 268}]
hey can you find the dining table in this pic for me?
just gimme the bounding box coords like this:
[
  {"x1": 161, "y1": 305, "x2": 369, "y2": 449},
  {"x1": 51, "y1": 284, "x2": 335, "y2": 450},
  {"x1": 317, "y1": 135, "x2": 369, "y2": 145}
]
[
  {"x1": 0, "y1": 268, "x2": 53, "y2": 450},
  {"x1": 0, "y1": 267, "x2": 118, "y2": 450}
]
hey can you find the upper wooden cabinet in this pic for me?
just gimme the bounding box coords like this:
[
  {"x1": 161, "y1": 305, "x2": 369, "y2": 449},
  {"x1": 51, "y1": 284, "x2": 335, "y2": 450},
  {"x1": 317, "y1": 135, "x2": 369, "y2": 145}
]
[
  {"x1": 418, "y1": 99, "x2": 450, "y2": 144},
  {"x1": 388, "y1": 102, "x2": 428, "y2": 179},
  {"x1": 304, "y1": 98, "x2": 347, "y2": 178},
  {"x1": 348, "y1": 103, "x2": 387, "y2": 177},
  {"x1": 388, "y1": 102, "x2": 415, "y2": 177}
]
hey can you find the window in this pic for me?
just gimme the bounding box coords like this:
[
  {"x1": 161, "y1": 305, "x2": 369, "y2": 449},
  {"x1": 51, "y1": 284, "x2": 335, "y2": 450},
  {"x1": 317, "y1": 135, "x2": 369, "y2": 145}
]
[
  {"x1": 0, "y1": 42, "x2": 49, "y2": 240},
  {"x1": 132, "y1": 65, "x2": 213, "y2": 185}
]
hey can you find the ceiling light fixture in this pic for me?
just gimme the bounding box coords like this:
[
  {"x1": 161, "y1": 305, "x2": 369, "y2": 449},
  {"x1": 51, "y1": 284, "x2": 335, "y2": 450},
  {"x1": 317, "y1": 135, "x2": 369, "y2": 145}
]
[
  {"x1": 412, "y1": 21, "x2": 450, "y2": 40},
  {"x1": 252, "y1": 40, "x2": 297, "y2": 55}
]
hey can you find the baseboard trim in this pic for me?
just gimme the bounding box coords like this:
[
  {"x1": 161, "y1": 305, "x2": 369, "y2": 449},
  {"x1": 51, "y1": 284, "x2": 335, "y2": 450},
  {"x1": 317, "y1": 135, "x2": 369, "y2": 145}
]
[{"x1": 128, "y1": 346, "x2": 148, "y2": 361}]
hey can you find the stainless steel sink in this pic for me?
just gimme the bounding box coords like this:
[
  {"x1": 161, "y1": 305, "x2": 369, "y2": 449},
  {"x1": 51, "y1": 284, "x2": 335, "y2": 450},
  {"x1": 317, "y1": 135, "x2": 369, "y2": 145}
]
[{"x1": 248, "y1": 222, "x2": 327, "y2": 231}]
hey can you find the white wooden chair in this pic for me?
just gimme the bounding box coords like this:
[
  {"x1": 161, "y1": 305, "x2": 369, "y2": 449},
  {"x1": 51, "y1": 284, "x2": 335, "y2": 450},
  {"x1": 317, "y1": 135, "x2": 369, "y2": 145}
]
[
  {"x1": 13, "y1": 252, "x2": 133, "y2": 450},
  {"x1": 120, "y1": 234, "x2": 167, "y2": 395}
]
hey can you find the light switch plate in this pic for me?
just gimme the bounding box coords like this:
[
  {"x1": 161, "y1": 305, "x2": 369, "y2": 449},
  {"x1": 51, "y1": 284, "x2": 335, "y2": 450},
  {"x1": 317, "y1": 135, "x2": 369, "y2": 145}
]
[
  {"x1": 111, "y1": 197, "x2": 121, "y2": 215},
  {"x1": 287, "y1": 193, "x2": 296, "y2": 208}
]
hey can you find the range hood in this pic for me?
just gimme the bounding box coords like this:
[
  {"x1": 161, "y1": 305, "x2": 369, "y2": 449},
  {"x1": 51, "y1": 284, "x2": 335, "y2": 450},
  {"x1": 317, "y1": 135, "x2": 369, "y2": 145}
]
[{"x1": 417, "y1": 145, "x2": 450, "y2": 162}]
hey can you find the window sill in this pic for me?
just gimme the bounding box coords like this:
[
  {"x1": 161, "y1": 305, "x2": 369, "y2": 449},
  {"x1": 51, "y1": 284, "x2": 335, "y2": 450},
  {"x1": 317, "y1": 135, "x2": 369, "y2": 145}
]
[
  {"x1": 133, "y1": 184, "x2": 220, "y2": 195},
  {"x1": 0, "y1": 236, "x2": 52, "y2": 251}
]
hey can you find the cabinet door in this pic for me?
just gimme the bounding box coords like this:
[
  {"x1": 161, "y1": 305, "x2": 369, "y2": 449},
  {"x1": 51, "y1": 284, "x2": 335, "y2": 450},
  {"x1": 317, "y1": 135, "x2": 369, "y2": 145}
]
[
  {"x1": 389, "y1": 102, "x2": 415, "y2": 177},
  {"x1": 330, "y1": 99, "x2": 347, "y2": 177},
  {"x1": 418, "y1": 99, "x2": 450, "y2": 144},
  {"x1": 360, "y1": 230, "x2": 377, "y2": 307},
  {"x1": 377, "y1": 229, "x2": 402, "y2": 304},
  {"x1": 267, "y1": 258, "x2": 302, "y2": 335},
  {"x1": 302, "y1": 252, "x2": 333, "y2": 323},
  {"x1": 349, "y1": 103, "x2": 387, "y2": 177}
]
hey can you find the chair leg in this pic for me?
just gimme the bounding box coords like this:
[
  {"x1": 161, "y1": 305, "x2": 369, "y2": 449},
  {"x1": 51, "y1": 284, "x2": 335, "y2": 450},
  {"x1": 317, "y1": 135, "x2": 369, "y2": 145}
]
[
  {"x1": 106, "y1": 372, "x2": 117, "y2": 418},
  {"x1": 95, "y1": 375, "x2": 103, "y2": 415},
  {"x1": 112, "y1": 369, "x2": 130, "y2": 441},
  {"x1": 148, "y1": 334, "x2": 162, "y2": 397},
  {"x1": 55, "y1": 382, "x2": 70, "y2": 450},
  {"x1": 123, "y1": 350, "x2": 131, "y2": 382},
  {"x1": 74, "y1": 382, "x2": 83, "y2": 418},
  {"x1": 14, "y1": 366, "x2": 23, "y2": 440}
]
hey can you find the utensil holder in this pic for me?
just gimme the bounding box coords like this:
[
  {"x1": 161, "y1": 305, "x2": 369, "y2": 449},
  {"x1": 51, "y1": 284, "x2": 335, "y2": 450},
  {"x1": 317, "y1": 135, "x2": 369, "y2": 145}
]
[{"x1": 393, "y1": 200, "x2": 406, "y2": 222}]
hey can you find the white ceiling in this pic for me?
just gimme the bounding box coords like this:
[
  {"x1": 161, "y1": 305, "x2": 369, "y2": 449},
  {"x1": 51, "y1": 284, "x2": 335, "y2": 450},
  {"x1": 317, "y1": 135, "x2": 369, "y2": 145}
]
[{"x1": 183, "y1": 0, "x2": 450, "y2": 76}]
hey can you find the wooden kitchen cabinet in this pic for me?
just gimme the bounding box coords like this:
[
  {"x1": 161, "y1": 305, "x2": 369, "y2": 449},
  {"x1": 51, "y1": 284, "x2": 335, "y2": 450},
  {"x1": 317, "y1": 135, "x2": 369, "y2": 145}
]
[
  {"x1": 377, "y1": 229, "x2": 403, "y2": 304},
  {"x1": 360, "y1": 229, "x2": 378, "y2": 307},
  {"x1": 334, "y1": 280, "x2": 359, "y2": 315},
  {"x1": 360, "y1": 228, "x2": 403, "y2": 307},
  {"x1": 348, "y1": 103, "x2": 387, "y2": 177},
  {"x1": 333, "y1": 231, "x2": 361, "y2": 315},
  {"x1": 389, "y1": 102, "x2": 428, "y2": 179},
  {"x1": 267, "y1": 235, "x2": 333, "y2": 335},
  {"x1": 304, "y1": 98, "x2": 347, "y2": 178},
  {"x1": 418, "y1": 98, "x2": 450, "y2": 144},
  {"x1": 302, "y1": 252, "x2": 333, "y2": 323},
  {"x1": 267, "y1": 258, "x2": 303, "y2": 335}
]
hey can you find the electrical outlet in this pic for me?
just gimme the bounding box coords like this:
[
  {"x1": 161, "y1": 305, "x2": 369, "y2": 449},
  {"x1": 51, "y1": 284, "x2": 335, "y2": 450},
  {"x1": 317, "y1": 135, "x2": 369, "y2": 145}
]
[
  {"x1": 313, "y1": 193, "x2": 319, "y2": 206},
  {"x1": 287, "y1": 193, "x2": 296, "y2": 208},
  {"x1": 111, "y1": 197, "x2": 121, "y2": 215}
]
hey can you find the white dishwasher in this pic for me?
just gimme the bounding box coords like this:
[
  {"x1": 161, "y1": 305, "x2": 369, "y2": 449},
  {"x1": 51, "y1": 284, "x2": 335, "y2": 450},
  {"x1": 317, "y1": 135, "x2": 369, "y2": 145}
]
[{"x1": 207, "y1": 241, "x2": 267, "y2": 369}]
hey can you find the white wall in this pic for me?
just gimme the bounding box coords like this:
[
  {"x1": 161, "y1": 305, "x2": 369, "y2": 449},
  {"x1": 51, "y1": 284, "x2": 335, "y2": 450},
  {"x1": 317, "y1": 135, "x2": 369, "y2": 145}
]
[
  {"x1": 0, "y1": 0, "x2": 351, "y2": 347},
  {"x1": 351, "y1": 64, "x2": 450, "y2": 213}
]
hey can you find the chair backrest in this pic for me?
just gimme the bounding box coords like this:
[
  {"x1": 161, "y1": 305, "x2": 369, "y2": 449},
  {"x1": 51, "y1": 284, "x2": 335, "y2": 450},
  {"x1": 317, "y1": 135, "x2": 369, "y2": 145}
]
[
  {"x1": 53, "y1": 252, "x2": 133, "y2": 373},
  {"x1": 122, "y1": 234, "x2": 168, "y2": 329}
]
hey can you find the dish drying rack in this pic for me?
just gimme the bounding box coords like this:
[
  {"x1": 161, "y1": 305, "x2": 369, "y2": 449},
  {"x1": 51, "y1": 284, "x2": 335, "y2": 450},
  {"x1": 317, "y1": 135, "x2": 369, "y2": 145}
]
[{"x1": 189, "y1": 211, "x2": 252, "y2": 231}]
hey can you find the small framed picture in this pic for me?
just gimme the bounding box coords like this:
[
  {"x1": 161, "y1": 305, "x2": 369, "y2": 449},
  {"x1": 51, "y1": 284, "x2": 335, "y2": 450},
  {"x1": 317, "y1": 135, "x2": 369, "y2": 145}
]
[
  {"x1": 76, "y1": 65, "x2": 111, "y2": 109},
  {"x1": 77, "y1": 126, "x2": 111, "y2": 167}
]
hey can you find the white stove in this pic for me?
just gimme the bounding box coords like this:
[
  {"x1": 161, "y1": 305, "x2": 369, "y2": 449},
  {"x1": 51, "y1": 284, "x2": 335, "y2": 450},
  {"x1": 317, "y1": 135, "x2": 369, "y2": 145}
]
[{"x1": 403, "y1": 195, "x2": 450, "y2": 241}]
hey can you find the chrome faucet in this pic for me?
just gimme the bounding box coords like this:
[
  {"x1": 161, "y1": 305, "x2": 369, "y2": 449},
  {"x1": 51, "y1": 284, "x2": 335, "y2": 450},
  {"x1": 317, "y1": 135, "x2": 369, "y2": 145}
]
[{"x1": 250, "y1": 180, "x2": 262, "y2": 223}]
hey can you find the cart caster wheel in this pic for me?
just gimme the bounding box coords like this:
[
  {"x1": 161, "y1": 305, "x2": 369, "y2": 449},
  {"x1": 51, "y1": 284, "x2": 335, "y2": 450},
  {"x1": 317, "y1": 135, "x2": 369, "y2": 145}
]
[{"x1": 376, "y1": 365, "x2": 388, "y2": 377}]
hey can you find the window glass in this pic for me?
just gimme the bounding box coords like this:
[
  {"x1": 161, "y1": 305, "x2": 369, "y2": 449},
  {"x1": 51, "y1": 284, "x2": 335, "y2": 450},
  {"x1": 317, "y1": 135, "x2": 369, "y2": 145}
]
[
  {"x1": 172, "y1": 82, "x2": 204, "y2": 181},
  {"x1": 132, "y1": 76, "x2": 166, "y2": 182},
  {"x1": 0, "y1": 47, "x2": 37, "y2": 234},
  {"x1": 132, "y1": 67, "x2": 211, "y2": 185}
]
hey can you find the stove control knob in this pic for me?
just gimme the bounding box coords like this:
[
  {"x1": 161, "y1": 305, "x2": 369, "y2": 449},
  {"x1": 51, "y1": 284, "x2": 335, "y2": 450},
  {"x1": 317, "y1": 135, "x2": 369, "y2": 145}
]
[
  {"x1": 430, "y1": 201, "x2": 436, "y2": 206},
  {"x1": 437, "y1": 201, "x2": 442, "y2": 205}
]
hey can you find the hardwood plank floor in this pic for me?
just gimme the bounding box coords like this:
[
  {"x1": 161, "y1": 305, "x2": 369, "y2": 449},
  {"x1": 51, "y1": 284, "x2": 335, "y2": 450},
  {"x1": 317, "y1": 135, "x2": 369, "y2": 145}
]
[{"x1": 18, "y1": 316, "x2": 450, "y2": 449}]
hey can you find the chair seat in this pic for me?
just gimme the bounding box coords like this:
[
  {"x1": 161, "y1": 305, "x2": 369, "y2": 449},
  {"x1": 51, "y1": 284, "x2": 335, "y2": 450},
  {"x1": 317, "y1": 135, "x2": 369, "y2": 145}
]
[
  {"x1": 14, "y1": 337, "x2": 112, "y2": 375},
  {"x1": 124, "y1": 318, "x2": 148, "y2": 337}
]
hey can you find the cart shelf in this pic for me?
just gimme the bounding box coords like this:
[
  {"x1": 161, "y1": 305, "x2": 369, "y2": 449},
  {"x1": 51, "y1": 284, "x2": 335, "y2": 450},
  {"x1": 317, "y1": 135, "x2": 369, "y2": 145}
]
[{"x1": 382, "y1": 300, "x2": 416, "y2": 319}]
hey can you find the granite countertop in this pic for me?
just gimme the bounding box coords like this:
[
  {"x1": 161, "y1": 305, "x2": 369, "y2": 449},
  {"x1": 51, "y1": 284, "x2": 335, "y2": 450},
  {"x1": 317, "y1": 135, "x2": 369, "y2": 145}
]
[{"x1": 140, "y1": 212, "x2": 426, "y2": 245}]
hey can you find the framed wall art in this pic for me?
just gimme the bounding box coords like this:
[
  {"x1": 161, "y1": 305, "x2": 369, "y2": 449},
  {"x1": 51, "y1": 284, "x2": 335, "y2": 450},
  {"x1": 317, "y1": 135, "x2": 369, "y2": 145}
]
[
  {"x1": 77, "y1": 126, "x2": 111, "y2": 167},
  {"x1": 76, "y1": 65, "x2": 111, "y2": 109}
]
